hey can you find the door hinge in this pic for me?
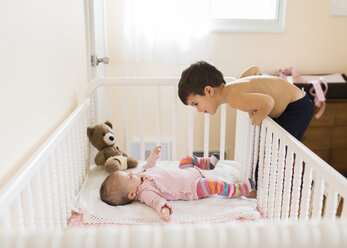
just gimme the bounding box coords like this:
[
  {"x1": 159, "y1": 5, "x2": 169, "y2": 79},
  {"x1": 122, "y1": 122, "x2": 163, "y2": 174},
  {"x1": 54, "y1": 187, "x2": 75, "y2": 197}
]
[{"x1": 91, "y1": 55, "x2": 109, "y2": 66}]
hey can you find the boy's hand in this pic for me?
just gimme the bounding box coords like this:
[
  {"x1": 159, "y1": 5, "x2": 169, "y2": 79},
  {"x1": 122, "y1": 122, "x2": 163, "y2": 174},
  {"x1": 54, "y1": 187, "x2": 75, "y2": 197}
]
[
  {"x1": 248, "y1": 110, "x2": 262, "y2": 126},
  {"x1": 251, "y1": 113, "x2": 263, "y2": 126},
  {"x1": 153, "y1": 145, "x2": 162, "y2": 155},
  {"x1": 160, "y1": 206, "x2": 171, "y2": 222}
]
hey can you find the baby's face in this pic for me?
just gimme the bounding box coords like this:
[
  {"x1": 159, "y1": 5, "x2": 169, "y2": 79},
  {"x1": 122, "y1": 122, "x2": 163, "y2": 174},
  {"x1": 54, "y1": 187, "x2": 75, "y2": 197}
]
[{"x1": 113, "y1": 171, "x2": 142, "y2": 197}]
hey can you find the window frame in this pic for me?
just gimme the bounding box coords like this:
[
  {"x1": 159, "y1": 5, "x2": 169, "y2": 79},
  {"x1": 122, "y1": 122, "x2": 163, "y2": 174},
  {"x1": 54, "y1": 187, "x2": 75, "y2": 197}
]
[{"x1": 210, "y1": 0, "x2": 287, "y2": 33}]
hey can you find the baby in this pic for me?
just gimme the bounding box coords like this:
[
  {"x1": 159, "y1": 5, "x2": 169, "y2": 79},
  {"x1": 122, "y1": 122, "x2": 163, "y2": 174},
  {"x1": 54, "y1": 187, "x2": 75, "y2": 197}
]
[{"x1": 99, "y1": 146, "x2": 254, "y2": 222}]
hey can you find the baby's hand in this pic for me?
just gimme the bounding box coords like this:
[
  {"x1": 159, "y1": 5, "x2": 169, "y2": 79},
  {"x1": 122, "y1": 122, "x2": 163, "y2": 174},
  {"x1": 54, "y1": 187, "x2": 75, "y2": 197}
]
[
  {"x1": 160, "y1": 206, "x2": 171, "y2": 222},
  {"x1": 153, "y1": 145, "x2": 162, "y2": 155}
]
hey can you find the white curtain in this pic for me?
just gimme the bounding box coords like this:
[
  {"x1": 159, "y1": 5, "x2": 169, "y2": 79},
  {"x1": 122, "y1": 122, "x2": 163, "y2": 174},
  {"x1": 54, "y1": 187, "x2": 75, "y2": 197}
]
[{"x1": 122, "y1": 0, "x2": 211, "y2": 64}]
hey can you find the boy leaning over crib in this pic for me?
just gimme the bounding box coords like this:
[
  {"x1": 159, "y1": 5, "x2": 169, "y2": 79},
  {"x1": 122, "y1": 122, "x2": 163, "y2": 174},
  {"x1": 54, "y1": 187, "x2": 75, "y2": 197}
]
[
  {"x1": 100, "y1": 146, "x2": 255, "y2": 222},
  {"x1": 178, "y1": 61, "x2": 314, "y2": 189},
  {"x1": 178, "y1": 61, "x2": 314, "y2": 141}
]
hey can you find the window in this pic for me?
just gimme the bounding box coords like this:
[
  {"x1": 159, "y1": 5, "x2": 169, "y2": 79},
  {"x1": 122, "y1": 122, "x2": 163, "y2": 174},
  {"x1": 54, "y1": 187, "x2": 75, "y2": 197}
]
[{"x1": 210, "y1": 0, "x2": 286, "y2": 33}]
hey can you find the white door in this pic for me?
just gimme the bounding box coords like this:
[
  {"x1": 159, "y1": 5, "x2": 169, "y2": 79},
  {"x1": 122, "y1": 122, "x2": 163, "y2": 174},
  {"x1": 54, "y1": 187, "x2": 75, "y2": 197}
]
[
  {"x1": 87, "y1": 0, "x2": 109, "y2": 79},
  {"x1": 87, "y1": 0, "x2": 110, "y2": 122}
]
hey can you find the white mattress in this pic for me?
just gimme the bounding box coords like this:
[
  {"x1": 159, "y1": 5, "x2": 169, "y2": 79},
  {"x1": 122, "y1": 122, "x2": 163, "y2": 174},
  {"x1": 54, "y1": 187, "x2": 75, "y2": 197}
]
[{"x1": 73, "y1": 160, "x2": 260, "y2": 225}]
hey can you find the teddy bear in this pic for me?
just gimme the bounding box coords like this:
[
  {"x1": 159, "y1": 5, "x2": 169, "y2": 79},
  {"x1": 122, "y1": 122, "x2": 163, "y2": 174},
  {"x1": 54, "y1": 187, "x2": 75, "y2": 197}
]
[{"x1": 87, "y1": 121, "x2": 138, "y2": 173}]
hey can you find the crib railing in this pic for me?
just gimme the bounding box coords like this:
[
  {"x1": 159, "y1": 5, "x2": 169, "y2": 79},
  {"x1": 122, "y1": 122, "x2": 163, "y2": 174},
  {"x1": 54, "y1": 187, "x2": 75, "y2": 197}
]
[
  {"x1": 0, "y1": 219, "x2": 346, "y2": 248},
  {"x1": 0, "y1": 220, "x2": 347, "y2": 248},
  {"x1": 235, "y1": 110, "x2": 347, "y2": 220},
  {"x1": 0, "y1": 76, "x2": 346, "y2": 234},
  {"x1": 0, "y1": 100, "x2": 92, "y2": 231},
  {"x1": 88, "y1": 77, "x2": 234, "y2": 161}
]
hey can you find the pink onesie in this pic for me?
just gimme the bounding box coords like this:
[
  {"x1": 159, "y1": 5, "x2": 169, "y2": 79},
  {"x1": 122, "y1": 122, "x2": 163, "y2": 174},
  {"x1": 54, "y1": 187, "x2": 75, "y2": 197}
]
[
  {"x1": 134, "y1": 152, "x2": 252, "y2": 216},
  {"x1": 134, "y1": 152, "x2": 203, "y2": 215}
]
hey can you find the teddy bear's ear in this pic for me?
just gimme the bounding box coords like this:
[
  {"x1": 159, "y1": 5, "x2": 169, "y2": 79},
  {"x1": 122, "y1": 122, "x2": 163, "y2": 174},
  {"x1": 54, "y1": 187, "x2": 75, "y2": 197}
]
[
  {"x1": 105, "y1": 121, "x2": 113, "y2": 129},
  {"x1": 87, "y1": 127, "x2": 94, "y2": 138}
]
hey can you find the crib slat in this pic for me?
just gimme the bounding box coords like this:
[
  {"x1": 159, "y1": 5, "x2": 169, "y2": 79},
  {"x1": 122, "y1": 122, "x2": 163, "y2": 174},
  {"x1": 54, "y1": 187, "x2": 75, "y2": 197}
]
[
  {"x1": 247, "y1": 124, "x2": 255, "y2": 178},
  {"x1": 156, "y1": 86, "x2": 161, "y2": 147},
  {"x1": 267, "y1": 133, "x2": 279, "y2": 219},
  {"x1": 122, "y1": 86, "x2": 130, "y2": 154},
  {"x1": 139, "y1": 87, "x2": 145, "y2": 160},
  {"x1": 324, "y1": 187, "x2": 338, "y2": 219},
  {"x1": 61, "y1": 140, "x2": 72, "y2": 221},
  {"x1": 274, "y1": 140, "x2": 285, "y2": 220},
  {"x1": 162, "y1": 226, "x2": 185, "y2": 248},
  {"x1": 67, "y1": 133, "x2": 77, "y2": 197},
  {"x1": 281, "y1": 148, "x2": 294, "y2": 220},
  {"x1": 31, "y1": 172, "x2": 45, "y2": 229},
  {"x1": 300, "y1": 165, "x2": 313, "y2": 220},
  {"x1": 261, "y1": 127, "x2": 273, "y2": 217},
  {"x1": 203, "y1": 113, "x2": 210, "y2": 157},
  {"x1": 290, "y1": 156, "x2": 303, "y2": 220},
  {"x1": 49, "y1": 154, "x2": 64, "y2": 229},
  {"x1": 256, "y1": 125, "x2": 267, "y2": 209},
  {"x1": 188, "y1": 107, "x2": 194, "y2": 156},
  {"x1": 172, "y1": 85, "x2": 177, "y2": 160},
  {"x1": 73, "y1": 121, "x2": 83, "y2": 192},
  {"x1": 56, "y1": 147, "x2": 68, "y2": 228},
  {"x1": 22, "y1": 184, "x2": 36, "y2": 229},
  {"x1": 311, "y1": 175, "x2": 325, "y2": 219},
  {"x1": 219, "y1": 104, "x2": 226, "y2": 161},
  {"x1": 251, "y1": 126, "x2": 260, "y2": 181},
  {"x1": 0, "y1": 207, "x2": 13, "y2": 231},
  {"x1": 11, "y1": 197, "x2": 25, "y2": 231},
  {"x1": 42, "y1": 163, "x2": 54, "y2": 230},
  {"x1": 79, "y1": 114, "x2": 89, "y2": 180}
]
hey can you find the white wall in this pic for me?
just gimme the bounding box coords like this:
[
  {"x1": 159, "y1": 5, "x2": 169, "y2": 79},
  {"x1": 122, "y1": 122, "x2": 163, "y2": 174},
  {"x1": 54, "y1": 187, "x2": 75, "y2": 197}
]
[
  {"x1": 0, "y1": 0, "x2": 89, "y2": 187},
  {"x1": 107, "y1": 0, "x2": 347, "y2": 75},
  {"x1": 1, "y1": 0, "x2": 346, "y2": 187},
  {"x1": 105, "y1": 0, "x2": 347, "y2": 159}
]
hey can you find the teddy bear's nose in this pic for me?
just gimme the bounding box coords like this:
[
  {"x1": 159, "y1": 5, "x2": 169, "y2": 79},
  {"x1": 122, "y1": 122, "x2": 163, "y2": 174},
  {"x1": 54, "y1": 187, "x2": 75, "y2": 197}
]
[{"x1": 109, "y1": 136, "x2": 114, "y2": 141}]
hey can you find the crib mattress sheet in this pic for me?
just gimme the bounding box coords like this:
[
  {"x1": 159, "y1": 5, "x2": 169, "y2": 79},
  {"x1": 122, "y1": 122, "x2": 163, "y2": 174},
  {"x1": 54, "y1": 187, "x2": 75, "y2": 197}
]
[{"x1": 72, "y1": 160, "x2": 260, "y2": 225}]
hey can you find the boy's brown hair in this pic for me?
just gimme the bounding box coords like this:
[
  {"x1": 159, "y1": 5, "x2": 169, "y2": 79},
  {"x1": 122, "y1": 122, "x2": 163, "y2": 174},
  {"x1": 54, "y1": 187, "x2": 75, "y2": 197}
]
[{"x1": 178, "y1": 61, "x2": 226, "y2": 105}]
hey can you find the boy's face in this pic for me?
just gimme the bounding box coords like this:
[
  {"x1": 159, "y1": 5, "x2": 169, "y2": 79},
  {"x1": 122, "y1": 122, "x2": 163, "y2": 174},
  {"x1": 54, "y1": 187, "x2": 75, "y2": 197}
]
[{"x1": 187, "y1": 87, "x2": 219, "y2": 115}]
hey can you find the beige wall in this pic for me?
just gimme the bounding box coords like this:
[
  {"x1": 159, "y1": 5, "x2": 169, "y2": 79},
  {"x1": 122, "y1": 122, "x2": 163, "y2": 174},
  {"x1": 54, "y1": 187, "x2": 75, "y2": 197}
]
[
  {"x1": 105, "y1": 0, "x2": 347, "y2": 159},
  {"x1": 0, "y1": 0, "x2": 89, "y2": 187}
]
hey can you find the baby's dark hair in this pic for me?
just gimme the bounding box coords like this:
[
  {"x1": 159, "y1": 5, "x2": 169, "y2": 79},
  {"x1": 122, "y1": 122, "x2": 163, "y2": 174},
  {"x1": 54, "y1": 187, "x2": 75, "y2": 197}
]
[
  {"x1": 99, "y1": 173, "x2": 132, "y2": 206},
  {"x1": 178, "y1": 61, "x2": 226, "y2": 105}
]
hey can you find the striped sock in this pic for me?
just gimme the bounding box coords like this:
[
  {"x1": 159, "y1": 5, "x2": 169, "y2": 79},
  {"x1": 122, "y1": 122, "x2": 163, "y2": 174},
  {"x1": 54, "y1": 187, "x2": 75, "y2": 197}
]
[
  {"x1": 196, "y1": 178, "x2": 255, "y2": 198},
  {"x1": 179, "y1": 154, "x2": 219, "y2": 170}
]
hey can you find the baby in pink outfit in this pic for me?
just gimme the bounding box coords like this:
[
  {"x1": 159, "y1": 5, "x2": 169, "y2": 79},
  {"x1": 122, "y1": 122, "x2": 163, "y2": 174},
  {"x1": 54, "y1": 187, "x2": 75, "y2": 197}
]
[{"x1": 100, "y1": 146, "x2": 254, "y2": 222}]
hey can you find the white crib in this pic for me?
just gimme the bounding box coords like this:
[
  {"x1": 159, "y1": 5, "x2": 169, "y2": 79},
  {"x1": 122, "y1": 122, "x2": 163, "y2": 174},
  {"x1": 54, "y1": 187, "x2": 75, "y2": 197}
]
[{"x1": 0, "y1": 77, "x2": 346, "y2": 248}]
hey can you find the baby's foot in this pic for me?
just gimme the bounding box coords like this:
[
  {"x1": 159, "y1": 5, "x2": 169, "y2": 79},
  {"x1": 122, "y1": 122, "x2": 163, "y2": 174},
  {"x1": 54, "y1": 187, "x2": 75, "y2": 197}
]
[
  {"x1": 247, "y1": 178, "x2": 255, "y2": 191},
  {"x1": 209, "y1": 153, "x2": 220, "y2": 170}
]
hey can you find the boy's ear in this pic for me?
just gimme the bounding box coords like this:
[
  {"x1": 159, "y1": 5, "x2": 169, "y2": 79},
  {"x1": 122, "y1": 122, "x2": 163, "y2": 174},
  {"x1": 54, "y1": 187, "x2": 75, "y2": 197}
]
[
  {"x1": 204, "y1": 86, "x2": 215, "y2": 96},
  {"x1": 128, "y1": 192, "x2": 137, "y2": 200}
]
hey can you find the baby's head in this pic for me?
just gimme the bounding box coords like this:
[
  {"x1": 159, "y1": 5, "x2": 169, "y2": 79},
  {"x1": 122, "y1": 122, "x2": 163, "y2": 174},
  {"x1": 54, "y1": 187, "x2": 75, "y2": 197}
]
[
  {"x1": 178, "y1": 61, "x2": 226, "y2": 105},
  {"x1": 99, "y1": 171, "x2": 142, "y2": 206}
]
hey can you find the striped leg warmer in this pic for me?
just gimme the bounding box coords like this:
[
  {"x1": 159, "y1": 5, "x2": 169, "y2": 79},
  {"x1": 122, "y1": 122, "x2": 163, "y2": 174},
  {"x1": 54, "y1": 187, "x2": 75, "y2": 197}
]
[
  {"x1": 179, "y1": 153, "x2": 220, "y2": 170},
  {"x1": 196, "y1": 178, "x2": 255, "y2": 198}
]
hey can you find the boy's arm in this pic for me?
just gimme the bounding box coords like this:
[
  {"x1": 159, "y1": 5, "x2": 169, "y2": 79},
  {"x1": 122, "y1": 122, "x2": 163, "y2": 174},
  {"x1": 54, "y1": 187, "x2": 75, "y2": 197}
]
[
  {"x1": 229, "y1": 92, "x2": 274, "y2": 126},
  {"x1": 139, "y1": 190, "x2": 172, "y2": 221},
  {"x1": 239, "y1": 66, "x2": 260, "y2": 78}
]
